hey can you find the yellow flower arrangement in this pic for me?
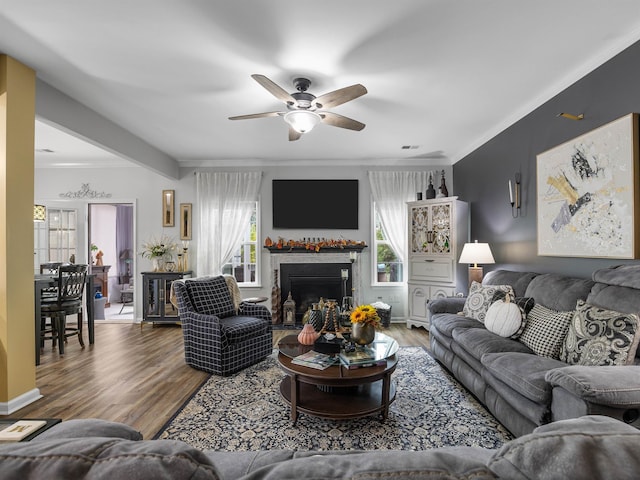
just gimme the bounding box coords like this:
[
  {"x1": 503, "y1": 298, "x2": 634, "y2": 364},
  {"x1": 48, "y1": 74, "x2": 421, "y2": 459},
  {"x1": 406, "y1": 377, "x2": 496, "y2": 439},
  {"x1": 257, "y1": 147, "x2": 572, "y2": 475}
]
[{"x1": 350, "y1": 304, "x2": 381, "y2": 328}]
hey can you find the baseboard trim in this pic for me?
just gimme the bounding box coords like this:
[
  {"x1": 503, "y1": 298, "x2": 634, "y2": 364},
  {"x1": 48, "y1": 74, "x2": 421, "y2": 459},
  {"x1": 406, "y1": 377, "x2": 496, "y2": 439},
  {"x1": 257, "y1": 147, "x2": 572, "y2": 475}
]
[{"x1": 0, "y1": 388, "x2": 42, "y2": 415}]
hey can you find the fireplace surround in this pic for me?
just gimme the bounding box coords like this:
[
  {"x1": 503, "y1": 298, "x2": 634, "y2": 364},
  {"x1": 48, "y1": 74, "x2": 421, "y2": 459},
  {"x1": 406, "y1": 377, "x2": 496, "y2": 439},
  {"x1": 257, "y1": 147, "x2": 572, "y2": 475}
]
[{"x1": 270, "y1": 250, "x2": 362, "y2": 326}]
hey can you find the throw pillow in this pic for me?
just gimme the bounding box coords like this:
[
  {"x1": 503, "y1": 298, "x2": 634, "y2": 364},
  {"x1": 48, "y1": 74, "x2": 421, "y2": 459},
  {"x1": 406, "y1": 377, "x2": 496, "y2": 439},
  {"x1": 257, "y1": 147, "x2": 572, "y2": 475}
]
[
  {"x1": 485, "y1": 296, "x2": 525, "y2": 338},
  {"x1": 462, "y1": 281, "x2": 514, "y2": 323},
  {"x1": 185, "y1": 276, "x2": 235, "y2": 318},
  {"x1": 519, "y1": 304, "x2": 574, "y2": 359},
  {"x1": 560, "y1": 300, "x2": 640, "y2": 366}
]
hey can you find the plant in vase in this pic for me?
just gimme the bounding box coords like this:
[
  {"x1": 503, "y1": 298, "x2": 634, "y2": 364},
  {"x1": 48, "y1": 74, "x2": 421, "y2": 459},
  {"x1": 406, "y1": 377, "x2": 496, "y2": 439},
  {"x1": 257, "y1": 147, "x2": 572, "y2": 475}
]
[
  {"x1": 350, "y1": 304, "x2": 381, "y2": 345},
  {"x1": 141, "y1": 235, "x2": 177, "y2": 271}
]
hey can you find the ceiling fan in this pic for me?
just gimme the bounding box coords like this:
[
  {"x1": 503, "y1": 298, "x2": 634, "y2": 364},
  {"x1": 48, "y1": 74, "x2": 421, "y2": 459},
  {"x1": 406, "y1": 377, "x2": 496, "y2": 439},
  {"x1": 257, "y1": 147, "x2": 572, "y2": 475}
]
[{"x1": 229, "y1": 74, "x2": 367, "y2": 141}]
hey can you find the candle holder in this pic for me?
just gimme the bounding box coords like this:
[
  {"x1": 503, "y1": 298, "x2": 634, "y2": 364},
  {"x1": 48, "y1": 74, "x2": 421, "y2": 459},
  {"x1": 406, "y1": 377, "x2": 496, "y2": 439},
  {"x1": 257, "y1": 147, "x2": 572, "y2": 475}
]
[{"x1": 509, "y1": 173, "x2": 522, "y2": 218}]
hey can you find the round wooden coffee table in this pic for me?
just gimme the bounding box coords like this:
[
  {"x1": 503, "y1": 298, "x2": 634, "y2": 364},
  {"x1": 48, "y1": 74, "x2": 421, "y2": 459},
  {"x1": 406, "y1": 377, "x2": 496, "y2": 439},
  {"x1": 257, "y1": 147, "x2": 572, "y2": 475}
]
[{"x1": 277, "y1": 332, "x2": 398, "y2": 423}]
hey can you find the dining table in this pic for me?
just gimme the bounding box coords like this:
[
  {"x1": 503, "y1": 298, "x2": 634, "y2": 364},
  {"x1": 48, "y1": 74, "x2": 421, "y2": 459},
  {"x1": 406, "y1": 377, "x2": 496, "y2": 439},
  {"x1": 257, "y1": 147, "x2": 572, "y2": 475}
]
[{"x1": 34, "y1": 273, "x2": 95, "y2": 366}]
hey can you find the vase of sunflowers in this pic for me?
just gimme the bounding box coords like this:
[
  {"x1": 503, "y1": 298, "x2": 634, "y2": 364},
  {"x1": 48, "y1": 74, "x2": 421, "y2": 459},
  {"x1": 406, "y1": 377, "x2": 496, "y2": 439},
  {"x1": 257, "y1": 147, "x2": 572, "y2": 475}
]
[{"x1": 350, "y1": 304, "x2": 381, "y2": 345}]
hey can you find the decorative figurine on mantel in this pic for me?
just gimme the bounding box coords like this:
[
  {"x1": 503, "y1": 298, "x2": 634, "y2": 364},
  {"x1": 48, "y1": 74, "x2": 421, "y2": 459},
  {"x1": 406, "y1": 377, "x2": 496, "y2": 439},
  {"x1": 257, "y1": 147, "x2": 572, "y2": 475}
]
[{"x1": 438, "y1": 169, "x2": 449, "y2": 197}]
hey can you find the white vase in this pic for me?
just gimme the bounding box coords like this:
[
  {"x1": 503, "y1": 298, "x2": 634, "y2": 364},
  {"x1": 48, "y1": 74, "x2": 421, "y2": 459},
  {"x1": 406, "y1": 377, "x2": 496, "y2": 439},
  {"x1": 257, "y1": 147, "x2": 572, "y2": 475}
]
[{"x1": 152, "y1": 257, "x2": 163, "y2": 272}]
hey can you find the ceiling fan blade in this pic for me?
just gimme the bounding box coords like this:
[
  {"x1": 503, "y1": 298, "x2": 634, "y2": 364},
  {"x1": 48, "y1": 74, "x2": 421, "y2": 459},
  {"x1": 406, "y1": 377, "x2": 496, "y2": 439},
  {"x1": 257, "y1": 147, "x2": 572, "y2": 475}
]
[
  {"x1": 288, "y1": 127, "x2": 302, "y2": 141},
  {"x1": 228, "y1": 111, "x2": 283, "y2": 120},
  {"x1": 251, "y1": 74, "x2": 297, "y2": 106},
  {"x1": 320, "y1": 112, "x2": 365, "y2": 131},
  {"x1": 313, "y1": 84, "x2": 367, "y2": 109}
]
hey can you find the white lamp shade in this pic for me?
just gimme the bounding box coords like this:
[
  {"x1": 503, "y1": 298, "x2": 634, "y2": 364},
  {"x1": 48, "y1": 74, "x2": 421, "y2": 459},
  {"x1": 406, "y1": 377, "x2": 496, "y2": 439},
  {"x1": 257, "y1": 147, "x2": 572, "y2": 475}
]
[
  {"x1": 283, "y1": 110, "x2": 321, "y2": 133},
  {"x1": 459, "y1": 241, "x2": 495, "y2": 265}
]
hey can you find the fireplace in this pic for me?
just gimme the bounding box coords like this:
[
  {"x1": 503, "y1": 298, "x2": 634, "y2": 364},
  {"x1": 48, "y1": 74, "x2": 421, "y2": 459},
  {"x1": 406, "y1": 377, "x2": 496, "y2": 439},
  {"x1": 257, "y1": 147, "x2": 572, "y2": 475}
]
[{"x1": 280, "y1": 263, "x2": 352, "y2": 324}]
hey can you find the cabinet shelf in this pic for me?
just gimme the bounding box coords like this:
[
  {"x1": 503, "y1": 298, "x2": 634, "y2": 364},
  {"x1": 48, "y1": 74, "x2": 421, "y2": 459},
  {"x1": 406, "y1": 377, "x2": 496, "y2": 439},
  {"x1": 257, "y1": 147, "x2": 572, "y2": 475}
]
[{"x1": 141, "y1": 271, "x2": 192, "y2": 325}]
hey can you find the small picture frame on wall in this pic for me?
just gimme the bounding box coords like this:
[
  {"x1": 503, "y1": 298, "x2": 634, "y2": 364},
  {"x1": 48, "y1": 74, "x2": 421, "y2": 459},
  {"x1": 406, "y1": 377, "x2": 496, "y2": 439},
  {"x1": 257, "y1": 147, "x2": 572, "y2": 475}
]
[
  {"x1": 536, "y1": 113, "x2": 640, "y2": 258},
  {"x1": 162, "y1": 190, "x2": 175, "y2": 227},
  {"x1": 180, "y1": 203, "x2": 192, "y2": 240}
]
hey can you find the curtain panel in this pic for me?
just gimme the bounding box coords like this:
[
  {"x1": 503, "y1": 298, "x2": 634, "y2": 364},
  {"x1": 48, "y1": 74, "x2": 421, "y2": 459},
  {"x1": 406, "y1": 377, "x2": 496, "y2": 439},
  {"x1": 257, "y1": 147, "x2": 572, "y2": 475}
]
[
  {"x1": 196, "y1": 172, "x2": 262, "y2": 276},
  {"x1": 368, "y1": 171, "x2": 431, "y2": 274}
]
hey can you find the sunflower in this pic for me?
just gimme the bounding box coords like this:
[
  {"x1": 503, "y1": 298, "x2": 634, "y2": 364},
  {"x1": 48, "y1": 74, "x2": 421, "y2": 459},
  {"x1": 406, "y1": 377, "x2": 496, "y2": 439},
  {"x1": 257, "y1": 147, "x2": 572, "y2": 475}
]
[{"x1": 350, "y1": 304, "x2": 381, "y2": 327}]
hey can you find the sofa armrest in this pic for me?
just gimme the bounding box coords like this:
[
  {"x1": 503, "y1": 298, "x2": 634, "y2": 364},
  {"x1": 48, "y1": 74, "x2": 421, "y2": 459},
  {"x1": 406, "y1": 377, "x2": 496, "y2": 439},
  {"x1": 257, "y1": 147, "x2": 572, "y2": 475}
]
[
  {"x1": 546, "y1": 366, "x2": 640, "y2": 427},
  {"x1": 429, "y1": 297, "x2": 466, "y2": 315},
  {"x1": 34, "y1": 419, "x2": 142, "y2": 442}
]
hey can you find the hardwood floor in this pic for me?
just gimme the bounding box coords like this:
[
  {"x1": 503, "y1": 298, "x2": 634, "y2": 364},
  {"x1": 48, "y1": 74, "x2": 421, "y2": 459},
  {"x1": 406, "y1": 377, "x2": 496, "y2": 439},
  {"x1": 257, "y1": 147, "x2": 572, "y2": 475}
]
[{"x1": 5, "y1": 323, "x2": 430, "y2": 439}]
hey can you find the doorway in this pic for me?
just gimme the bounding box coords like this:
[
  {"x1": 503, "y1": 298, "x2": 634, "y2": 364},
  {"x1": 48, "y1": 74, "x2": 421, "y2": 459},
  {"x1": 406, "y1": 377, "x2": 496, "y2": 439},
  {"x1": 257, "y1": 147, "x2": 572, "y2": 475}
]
[{"x1": 88, "y1": 203, "x2": 134, "y2": 321}]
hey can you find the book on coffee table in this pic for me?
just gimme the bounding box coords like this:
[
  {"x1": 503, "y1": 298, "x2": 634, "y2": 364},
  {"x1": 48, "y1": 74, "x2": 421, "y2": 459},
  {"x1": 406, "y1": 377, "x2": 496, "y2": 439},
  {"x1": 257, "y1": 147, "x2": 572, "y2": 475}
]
[
  {"x1": 339, "y1": 346, "x2": 381, "y2": 368},
  {"x1": 291, "y1": 350, "x2": 338, "y2": 370}
]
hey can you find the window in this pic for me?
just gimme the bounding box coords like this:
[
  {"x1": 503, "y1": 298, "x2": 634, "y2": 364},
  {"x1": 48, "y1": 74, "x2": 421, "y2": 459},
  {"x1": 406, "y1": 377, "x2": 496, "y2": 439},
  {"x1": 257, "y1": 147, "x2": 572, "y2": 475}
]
[
  {"x1": 373, "y1": 206, "x2": 403, "y2": 284},
  {"x1": 221, "y1": 202, "x2": 259, "y2": 286},
  {"x1": 48, "y1": 208, "x2": 78, "y2": 263}
]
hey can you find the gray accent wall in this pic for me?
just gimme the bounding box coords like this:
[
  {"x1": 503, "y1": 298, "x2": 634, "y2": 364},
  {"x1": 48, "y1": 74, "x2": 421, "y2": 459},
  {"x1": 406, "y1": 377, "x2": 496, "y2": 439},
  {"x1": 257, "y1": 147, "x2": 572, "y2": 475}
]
[{"x1": 453, "y1": 38, "x2": 640, "y2": 279}]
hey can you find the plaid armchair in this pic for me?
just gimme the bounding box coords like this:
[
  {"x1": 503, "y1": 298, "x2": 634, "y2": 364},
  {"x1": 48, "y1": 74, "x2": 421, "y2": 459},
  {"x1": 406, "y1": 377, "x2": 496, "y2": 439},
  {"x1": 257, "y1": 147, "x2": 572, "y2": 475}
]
[{"x1": 172, "y1": 276, "x2": 272, "y2": 376}]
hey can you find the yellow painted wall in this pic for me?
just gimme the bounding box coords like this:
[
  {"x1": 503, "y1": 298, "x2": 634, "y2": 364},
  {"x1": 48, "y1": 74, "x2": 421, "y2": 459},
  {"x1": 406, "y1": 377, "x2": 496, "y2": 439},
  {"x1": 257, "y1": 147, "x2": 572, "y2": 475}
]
[{"x1": 0, "y1": 55, "x2": 37, "y2": 404}]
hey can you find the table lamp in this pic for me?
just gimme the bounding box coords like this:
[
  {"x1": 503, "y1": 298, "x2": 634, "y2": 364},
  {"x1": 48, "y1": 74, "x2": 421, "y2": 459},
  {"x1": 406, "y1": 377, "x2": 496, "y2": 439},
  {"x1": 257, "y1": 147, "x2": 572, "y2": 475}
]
[{"x1": 459, "y1": 240, "x2": 495, "y2": 287}]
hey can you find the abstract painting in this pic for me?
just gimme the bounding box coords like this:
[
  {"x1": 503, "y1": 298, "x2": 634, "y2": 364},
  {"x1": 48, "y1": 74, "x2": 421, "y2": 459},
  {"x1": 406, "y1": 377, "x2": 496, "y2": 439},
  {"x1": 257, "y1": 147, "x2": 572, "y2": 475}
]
[{"x1": 537, "y1": 113, "x2": 639, "y2": 258}]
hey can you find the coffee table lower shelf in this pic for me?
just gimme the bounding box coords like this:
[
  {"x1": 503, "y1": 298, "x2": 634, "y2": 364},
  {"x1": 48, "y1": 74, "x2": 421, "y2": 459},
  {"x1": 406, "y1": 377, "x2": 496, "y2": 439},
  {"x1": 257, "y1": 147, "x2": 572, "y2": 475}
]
[{"x1": 279, "y1": 376, "x2": 396, "y2": 422}]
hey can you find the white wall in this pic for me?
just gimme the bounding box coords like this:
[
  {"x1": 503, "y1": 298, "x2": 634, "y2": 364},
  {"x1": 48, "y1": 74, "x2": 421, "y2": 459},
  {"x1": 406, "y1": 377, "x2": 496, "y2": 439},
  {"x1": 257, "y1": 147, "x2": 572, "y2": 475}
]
[{"x1": 36, "y1": 163, "x2": 454, "y2": 322}]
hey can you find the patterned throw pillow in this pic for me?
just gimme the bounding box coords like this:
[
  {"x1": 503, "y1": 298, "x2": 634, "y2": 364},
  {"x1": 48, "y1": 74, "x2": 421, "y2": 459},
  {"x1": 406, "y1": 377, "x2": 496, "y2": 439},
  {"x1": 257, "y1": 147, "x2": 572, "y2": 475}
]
[
  {"x1": 519, "y1": 304, "x2": 574, "y2": 359},
  {"x1": 462, "y1": 281, "x2": 514, "y2": 323},
  {"x1": 560, "y1": 300, "x2": 640, "y2": 366},
  {"x1": 185, "y1": 276, "x2": 235, "y2": 318}
]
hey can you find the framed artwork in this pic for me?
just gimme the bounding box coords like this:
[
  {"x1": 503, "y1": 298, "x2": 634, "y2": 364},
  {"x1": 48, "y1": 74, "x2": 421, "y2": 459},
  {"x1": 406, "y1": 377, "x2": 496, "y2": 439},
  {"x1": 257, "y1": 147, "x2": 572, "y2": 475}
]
[
  {"x1": 537, "y1": 113, "x2": 639, "y2": 258},
  {"x1": 162, "y1": 190, "x2": 175, "y2": 227},
  {"x1": 180, "y1": 203, "x2": 192, "y2": 240}
]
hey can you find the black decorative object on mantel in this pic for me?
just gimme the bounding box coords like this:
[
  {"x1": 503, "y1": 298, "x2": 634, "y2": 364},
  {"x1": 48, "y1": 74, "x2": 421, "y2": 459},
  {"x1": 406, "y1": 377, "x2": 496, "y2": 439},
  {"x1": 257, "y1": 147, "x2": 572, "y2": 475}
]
[{"x1": 426, "y1": 173, "x2": 436, "y2": 199}]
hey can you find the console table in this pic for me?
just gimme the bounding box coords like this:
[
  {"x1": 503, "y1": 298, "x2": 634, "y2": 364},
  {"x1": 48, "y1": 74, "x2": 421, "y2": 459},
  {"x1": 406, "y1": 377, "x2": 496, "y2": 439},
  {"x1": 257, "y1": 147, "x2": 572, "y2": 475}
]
[
  {"x1": 90, "y1": 265, "x2": 111, "y2": 307},
  {"x1": 141, "y1": 271, "x2": 192, "y2": 325}
]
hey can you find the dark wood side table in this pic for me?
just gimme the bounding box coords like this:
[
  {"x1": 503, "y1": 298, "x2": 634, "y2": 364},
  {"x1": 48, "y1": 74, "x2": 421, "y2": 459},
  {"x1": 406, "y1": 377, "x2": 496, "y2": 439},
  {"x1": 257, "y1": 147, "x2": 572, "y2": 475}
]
[
  {"x1": 90, "y1": 265, "x2": 111, "y2": 307},
  {"x1": 277, "y1": 333, "x2": 398, "y2": 423}
]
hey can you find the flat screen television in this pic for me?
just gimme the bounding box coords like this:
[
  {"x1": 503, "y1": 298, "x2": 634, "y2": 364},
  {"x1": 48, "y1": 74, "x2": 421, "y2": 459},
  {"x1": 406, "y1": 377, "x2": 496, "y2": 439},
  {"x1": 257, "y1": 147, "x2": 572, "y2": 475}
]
[{"x1": 272, "y1": 179, "x2": 358, "y2": 229}]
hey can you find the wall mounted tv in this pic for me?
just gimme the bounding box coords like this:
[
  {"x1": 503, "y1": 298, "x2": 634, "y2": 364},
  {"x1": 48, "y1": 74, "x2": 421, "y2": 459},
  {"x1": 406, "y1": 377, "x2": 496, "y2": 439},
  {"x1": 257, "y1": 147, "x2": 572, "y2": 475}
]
[{"x1": 272, "y1": 179, "x2": 358, "y2": 229}]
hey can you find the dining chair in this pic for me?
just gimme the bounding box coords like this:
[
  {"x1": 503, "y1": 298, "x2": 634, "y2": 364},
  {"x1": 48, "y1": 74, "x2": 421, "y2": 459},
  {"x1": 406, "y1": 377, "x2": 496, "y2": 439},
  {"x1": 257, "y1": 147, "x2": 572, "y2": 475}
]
[{"x1": 40, "y1": 264, "x2": 89, "y2": 355}]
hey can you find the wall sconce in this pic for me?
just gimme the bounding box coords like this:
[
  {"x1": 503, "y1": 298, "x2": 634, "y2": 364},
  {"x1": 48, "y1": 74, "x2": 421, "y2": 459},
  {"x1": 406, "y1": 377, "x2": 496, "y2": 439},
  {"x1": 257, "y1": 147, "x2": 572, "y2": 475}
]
[
  {"x1": 557, "y1": 112, "x2": 584, "y2": 121},
  {"x1": 459, "y1": 240, "x2": 495, "y2": 287},
  {"x1": 162, "y1": 190, "x2": 175, "y2": 227},
  {"x1": 34, "y1": 204, "x2": 46, "y2": 222},
  {"x1": 508, "y1": 173, "x2": 521, "y2": 217}
]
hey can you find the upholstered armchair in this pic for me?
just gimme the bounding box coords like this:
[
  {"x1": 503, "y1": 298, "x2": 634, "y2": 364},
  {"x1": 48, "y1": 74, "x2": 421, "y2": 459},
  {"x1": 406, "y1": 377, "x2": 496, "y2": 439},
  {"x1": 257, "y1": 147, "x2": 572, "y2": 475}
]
[{"x1": 172, "y1": 275, "x2": 272, "y2": 376}]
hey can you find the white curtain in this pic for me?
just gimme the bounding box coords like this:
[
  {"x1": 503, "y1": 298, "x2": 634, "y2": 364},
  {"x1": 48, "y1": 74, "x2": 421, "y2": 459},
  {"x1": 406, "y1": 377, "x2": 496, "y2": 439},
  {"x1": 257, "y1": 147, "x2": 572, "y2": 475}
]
[
  {"x1": 196, "y1": 172, "x2": 262, "y2": 276},
  {"x1": 368, "y1": 171, "x2": 430, "y2": 271}
]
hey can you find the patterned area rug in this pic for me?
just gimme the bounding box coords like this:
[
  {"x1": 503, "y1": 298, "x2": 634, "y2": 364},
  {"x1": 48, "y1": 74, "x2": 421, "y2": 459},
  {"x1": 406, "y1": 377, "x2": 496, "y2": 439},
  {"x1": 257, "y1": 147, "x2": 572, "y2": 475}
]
[{"x1": 156, "y1": 347, "x2": 512, "y2": 451}]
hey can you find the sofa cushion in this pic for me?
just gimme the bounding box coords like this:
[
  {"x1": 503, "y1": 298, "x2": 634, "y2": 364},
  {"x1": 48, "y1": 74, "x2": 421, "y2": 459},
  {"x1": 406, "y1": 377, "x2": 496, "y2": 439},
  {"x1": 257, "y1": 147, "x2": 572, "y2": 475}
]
[
  {"x1": 463, "y1": 281, "x2": 514, "y2": 323},
  {"x1": 430, "y1": 313, "x2": 485, "y2": 338},
  {"x1": 34, "y1": 419, "x2": 142, "y2": 442},
  {"x1": 518, "y1": 304, "x2": 573, "y2": 359},
  {"x1": 560, "y1": 300, "x2": 640, "y2": 366},
  {"x1": 482, "y1": 270, "x2": 540, "y2": 297},
  {"x1": 481, "y1": 352, "x2": 567, "y2": 404},
  {"x1": 220, "y1": 316, "x2": 269, "y2": 344},
  {"x1": 452, "y1": 327, "x2": 533, "y2": 363},
  {"x1": 0, "y1": 437, "x2": 220, "y2": 480},
  {"x1": 488, "y1": 416, "x2": 640, "y2": 480},
  {"x1": 523, "y1": 273, "x2": 594, "y2": 312},
  {"x1": 186, "y1": 276, "x2": 235, "y2": 319}
]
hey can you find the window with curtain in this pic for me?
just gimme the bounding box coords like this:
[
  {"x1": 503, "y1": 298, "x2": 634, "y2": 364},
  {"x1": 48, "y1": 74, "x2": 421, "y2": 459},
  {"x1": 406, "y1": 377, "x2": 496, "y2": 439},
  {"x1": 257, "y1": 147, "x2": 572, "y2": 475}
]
[
  {"x1": 368, "y1": 171, "x2": 430, "y2": 285},
  {"x1": 196, "y1": 172, "x2": 262, "y2": 282},
  {"x1": 221, "y1": 202, "x2": 258, "y2": 285},
  {"x1": 373, "y1": 204, "x2": 403, "y2": 283}
]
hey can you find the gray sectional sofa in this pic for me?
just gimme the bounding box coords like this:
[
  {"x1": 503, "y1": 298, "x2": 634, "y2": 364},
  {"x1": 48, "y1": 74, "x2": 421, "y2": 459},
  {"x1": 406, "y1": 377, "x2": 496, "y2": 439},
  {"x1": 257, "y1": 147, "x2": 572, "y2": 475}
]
[
  {"x1": 0, "y1": 416, "x2": 639, "y2": 479},
  {"x1": 429, "y1": 265, "x2": 640, "y2": 437}
]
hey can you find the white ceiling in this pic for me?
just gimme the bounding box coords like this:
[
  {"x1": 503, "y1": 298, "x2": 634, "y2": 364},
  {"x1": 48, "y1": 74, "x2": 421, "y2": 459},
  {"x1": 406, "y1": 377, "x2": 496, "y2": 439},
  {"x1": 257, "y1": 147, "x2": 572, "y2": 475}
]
[{"x1": 2, "y1": 1, "x2": 640, "y2": 169}]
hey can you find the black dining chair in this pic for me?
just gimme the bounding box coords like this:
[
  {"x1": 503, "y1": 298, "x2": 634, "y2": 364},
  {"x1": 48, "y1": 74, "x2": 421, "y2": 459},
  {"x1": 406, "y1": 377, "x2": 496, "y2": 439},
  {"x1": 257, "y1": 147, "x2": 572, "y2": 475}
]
[{"x1": 40, "y1": 264, "x2": 88, "y2": 355}]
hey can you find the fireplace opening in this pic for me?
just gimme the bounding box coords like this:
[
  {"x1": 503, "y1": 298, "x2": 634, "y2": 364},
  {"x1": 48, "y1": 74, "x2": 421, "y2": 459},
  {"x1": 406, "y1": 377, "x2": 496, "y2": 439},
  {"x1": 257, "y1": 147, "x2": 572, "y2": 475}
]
[{"x1": 280, "y1": 263, "x2": 352, "y2": 325}]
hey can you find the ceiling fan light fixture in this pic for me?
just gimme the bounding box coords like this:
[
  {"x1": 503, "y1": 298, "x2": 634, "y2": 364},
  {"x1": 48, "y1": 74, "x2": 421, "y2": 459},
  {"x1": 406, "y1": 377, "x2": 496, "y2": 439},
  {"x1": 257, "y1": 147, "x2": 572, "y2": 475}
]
[{"x1": 284, "y1": 110, "x2": 321, "y2": 133}]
